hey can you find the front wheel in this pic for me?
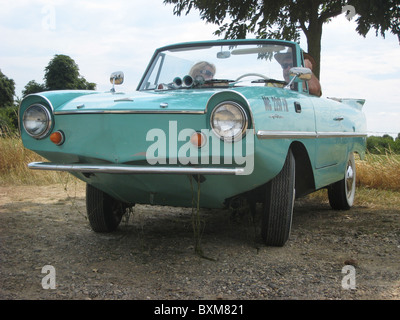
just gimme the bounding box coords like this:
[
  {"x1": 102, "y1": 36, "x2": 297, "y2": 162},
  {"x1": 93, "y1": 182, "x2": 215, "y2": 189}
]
[
  {"x1": 328, "y1": 153, "x2": 356, "y2": 210},
  {"x1": 261, "y1": 150, "x2": 295, "y2": 247},
  {"x1": 86, "y1": 184, "x2": 126, "y2": 232}
]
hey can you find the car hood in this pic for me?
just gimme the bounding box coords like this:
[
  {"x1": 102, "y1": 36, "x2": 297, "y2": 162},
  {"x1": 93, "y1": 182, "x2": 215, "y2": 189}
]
[{"x1": 45, "y1": 89, "x2": 217, "y2": 114}]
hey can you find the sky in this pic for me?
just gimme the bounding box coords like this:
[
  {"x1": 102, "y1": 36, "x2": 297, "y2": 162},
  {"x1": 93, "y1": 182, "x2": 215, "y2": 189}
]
[{"x1": 1, "y1": 0, "x2": 399, "y2": 137}]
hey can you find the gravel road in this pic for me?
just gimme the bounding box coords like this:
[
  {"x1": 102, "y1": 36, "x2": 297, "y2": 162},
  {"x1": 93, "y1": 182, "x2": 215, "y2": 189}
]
[{"x1": 0, "y1": 183, "x2": 399, "y2": 300}]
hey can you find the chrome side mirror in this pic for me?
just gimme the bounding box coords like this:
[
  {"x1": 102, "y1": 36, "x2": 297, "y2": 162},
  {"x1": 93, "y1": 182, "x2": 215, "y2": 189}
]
[
  {"x1": 110, "y1": 71, "x2": 124, "y2": 92},
  {"x1": 290, "y1": 67, "x2": 312, "y2": 80},
  {"x1": 285, "y1": 67, "x2": 312, "y2": 89}
]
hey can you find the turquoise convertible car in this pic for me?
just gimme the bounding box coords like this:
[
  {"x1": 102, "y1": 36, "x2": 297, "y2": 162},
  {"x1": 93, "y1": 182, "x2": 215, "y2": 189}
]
[{"x1": 19, "y1": 39, "x2": 367, "y2": 246}]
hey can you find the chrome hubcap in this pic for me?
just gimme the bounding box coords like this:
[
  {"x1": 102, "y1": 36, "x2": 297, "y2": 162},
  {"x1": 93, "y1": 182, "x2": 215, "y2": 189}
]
[{"x1": 345, "y1": 160, "x2": 355, "y2": 199}]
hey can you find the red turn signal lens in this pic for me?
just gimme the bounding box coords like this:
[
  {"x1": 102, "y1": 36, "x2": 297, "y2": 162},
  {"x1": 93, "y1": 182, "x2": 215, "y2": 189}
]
[
  {"x1": 190, "y1": 132, "x2": 206, "y2": 148},
  {"x1": 50, "y1": 131, "x2": 65, "y2": 146}
]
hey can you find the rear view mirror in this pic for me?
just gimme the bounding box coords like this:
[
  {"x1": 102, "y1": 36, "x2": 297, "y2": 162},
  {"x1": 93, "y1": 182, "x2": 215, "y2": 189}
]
[{"x1": 217, "y1": 51, "x2": 231, "y2": 59}]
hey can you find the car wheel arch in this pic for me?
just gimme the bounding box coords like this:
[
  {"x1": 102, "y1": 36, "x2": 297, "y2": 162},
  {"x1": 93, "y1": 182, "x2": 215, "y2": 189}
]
[{"x1": 289, "y1": 141, "x2": 316, "y2": 198}]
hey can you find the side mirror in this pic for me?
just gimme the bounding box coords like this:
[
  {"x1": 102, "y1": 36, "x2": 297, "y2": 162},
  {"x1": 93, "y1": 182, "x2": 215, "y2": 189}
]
[
  {"x1": 110, "y1": 71, "x2": 124, "y2": 92},
  {"x1": 110, "y1": 71, "x2": 124, "y2": 85},
  {"x1": 285, "y1": 67, "x2": 312, "y2": 90},
  {"x1": 290, "y1": 67, "x2": 312, "y2": 81}
]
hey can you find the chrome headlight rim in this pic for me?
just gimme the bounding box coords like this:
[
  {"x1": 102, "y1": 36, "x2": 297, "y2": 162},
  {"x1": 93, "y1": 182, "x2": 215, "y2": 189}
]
[
  {"x1": 210, "y1": 101, "x2": 248, "y2": 142},
  {"x1": 22, "y1": 104, "x2": 53, "y2": 139}
]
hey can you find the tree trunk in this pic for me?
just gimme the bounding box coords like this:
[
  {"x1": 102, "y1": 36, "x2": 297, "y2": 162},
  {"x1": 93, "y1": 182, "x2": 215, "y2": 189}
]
[{"x1": 306, "y1": 20, "x2": 323, "y2": 80}]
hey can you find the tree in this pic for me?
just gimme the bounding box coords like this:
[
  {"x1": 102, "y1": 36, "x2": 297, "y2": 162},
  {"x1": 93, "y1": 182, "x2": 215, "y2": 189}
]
[
  {"x1": 0, "y1": 69, "x2": 15, "y2": 108},
  {"x1": 164, "y1": 0, "x2": 400, "y2": 79},
  {"x1": 22, "y1": 80, "x2": 47, "y2": 97},
  {"x1": 366, "y1": 135, "x2": 399, "y2": 154},
  {"x1": 44, "y1": 54, "x2": 96, "y2": 91},
  {"x1": 394, "y1": 134, "x2": 400, "y2": 153},
  {"x1": 22, "y1": 55, "x2": 96, "y2": 97},
  {"x1": 74, "y1": 76, "x2": 96, "y2": 91},
  {"x1": 0, "y1": 107, "x2": 19, "y2": 134}
]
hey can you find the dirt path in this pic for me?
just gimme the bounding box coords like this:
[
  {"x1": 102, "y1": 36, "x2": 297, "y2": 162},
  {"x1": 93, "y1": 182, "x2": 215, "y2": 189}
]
[{"x1": 0, "y1": 183, "x2": 399, "y2": 300}]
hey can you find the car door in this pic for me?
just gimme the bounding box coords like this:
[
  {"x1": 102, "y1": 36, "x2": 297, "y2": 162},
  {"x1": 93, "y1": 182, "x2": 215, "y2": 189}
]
[{"x1": 311, "y1": 96, "x2": 346, "y2": 169}]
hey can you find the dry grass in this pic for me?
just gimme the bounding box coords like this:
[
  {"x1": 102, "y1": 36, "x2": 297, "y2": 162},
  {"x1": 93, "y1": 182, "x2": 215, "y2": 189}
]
[
  {"x1": 0, "y1": 134, "x2": 73, "y2": 185},
  {"x1": 356, "y1": 152, "x2": 400, "y2": 191}
]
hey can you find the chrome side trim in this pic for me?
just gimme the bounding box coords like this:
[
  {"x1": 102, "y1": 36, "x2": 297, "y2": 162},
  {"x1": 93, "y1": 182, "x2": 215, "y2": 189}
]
[
  {"x1": 257, "y1": 131, "x2": 316, "y2": 139},
  {"x1": 256, "y1": 131, "x2": 367, "y2": 140},
  {"x1": 28, "y1": 162, "x2": 244, "y2": 175},
  {"x1": 316, "y1": 132, "x2": 368, "y2": 138},
  {"x1": 54, "y1": 110, "x2": 206, "y2": 115}
]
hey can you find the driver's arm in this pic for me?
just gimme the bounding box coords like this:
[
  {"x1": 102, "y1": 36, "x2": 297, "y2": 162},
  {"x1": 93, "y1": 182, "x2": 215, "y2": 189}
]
[{"x1": 305, "y1": 59, "x2": 322, "y2": 97}]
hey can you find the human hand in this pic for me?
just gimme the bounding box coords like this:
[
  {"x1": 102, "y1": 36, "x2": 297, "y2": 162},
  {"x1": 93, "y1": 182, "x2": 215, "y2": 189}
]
[{"x1": 305, "y1": 59, "x2": 313, "y2": 70}]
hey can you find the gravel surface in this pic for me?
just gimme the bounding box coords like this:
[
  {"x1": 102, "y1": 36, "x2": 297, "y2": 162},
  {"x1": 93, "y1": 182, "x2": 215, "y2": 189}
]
[{"x1": 0, "y1": 183, "x2": 399, "y2": 300}]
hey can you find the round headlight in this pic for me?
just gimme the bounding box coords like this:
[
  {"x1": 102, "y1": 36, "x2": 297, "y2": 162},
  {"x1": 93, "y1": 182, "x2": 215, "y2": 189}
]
[
  {"x1": 210, "y1": 102, "x2": 248, "y2": 142},
  {"x1": 23, "y1": 104, "x2": 52, "y2": 139}
]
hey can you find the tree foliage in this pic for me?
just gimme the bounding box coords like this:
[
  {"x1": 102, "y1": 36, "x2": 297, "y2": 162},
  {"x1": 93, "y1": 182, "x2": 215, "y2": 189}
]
[
  {"x1": 44, "y1": 54, "x2": 95, "y2": 91},
  {"x1": 0, "y1": 69, "x2": 15, "y2": 109},
  {"x1": 164, "y1": 0, "x2": 400, "y2": 79},
  {"x1": 367, "y1": 134, "x2": 400, "y2": 154},
  {"x1": 0, "y1": 106, "x2": 19, "y2": 135},
  {"x1": 0, "y1": 55, "x2": 96, "y2": 135},
  {"x1": 22, "y1": 54, "x2": 96, "y2": 96},
  {"x1": 0, "y1": 70, "x2": 19, "y2": 135},
  {"x1": 22, "y1": 80, "x2": 47, "y2": 97}
]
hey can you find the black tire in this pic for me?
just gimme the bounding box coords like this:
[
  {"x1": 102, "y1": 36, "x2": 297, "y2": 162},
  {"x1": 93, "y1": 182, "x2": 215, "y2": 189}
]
[
  {"x1": 328, "y1": 153, "x2": 356, "y2": 210},
  {"x1": 261, "y1": 150, "x2": 295, "y2": 246},
  {"x1": 86, "y1": 184, "x2": 125, "y2": 232}
]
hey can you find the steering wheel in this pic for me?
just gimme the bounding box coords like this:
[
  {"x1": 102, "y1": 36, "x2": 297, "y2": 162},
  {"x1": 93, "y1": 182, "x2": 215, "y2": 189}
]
[{"x1": 235, "y1": 73, "x2": 270, "y2": 82}]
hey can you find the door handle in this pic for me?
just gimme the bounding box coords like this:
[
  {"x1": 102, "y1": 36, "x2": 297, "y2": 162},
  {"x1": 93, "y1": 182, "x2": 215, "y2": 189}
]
[
  {"x1": 294, "y1": 102, "x2": 302, "y2": 113},
  {"x1": 334, "y1": 116, "x2": 344, "y2": 121}
]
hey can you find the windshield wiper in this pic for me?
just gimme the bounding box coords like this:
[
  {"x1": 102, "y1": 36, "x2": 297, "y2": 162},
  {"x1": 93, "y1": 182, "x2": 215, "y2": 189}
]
[
  {"x1": 204, "y1": 79, "x2": 235, "y2": 84},
  {"x1": 251, "y1": 79, "x2": 288, "y2": 86},
  {"x1": 155, "y1": 78, "x2": 236, "y2": 91},
  {"x1": 195, "y1": 79, "x2": 235, "y2": 88}
]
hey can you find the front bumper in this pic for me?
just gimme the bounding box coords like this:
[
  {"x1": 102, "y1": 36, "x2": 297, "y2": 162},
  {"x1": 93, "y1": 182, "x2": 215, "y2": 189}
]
[{"x1": 28, "y1": 162, "x2": 245, "y2": 175}]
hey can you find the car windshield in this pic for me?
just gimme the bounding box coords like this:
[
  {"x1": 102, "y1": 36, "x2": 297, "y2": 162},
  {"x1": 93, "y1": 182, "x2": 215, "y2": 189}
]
[{"x1": 138, "y1": 42, "x2": 296, "y2": 91}]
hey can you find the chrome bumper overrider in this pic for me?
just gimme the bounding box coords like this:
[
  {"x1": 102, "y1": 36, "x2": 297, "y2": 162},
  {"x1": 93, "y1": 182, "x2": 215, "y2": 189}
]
[{"x1": 28, "y1": 162, "x2": 245, "y2": 175}]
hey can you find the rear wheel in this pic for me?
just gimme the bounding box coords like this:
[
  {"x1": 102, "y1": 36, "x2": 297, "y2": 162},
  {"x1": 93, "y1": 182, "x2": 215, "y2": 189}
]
[
  {"x1": 328, "y1": 153, "x2": 356, "y2": 210},
  {"x1": 86, "y1": 184, "x2": 126, "y2": 232},
  {"x1": 261, "y1": 150, "x2": 295, "y2": 246}
]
